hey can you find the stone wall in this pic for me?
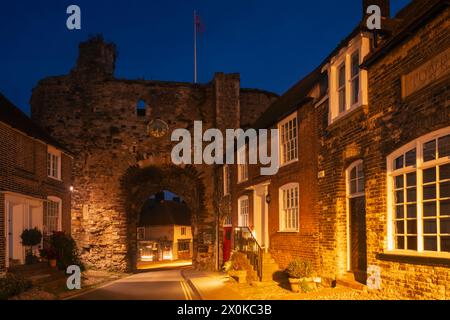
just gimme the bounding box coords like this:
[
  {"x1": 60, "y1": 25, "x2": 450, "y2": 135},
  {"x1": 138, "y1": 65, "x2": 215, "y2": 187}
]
[{"x1": 30, "y1": 37, "x2": 277, "y2": 272}]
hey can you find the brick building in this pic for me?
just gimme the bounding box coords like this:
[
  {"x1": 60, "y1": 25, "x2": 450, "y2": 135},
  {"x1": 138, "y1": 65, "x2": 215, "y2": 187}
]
[
  {"x1": 221, "y1": 0, "x2": 449, "y2": 299},
  {"x1": 0, "y1": 94, "x2": 72, "y2": 272}
]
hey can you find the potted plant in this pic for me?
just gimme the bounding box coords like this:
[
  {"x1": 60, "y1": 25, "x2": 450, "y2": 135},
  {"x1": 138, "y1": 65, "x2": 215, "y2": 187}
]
[
  {"x1": 20, "y1": 228, "x2": 42, "y2": 265},
  {"x1": 228, "y1": 252, "x2": 248, "y2": 284},
  {"x1": 40, "y1": 247, "x2": 58, "y2": 268},
  {"x1": 286, "y1": 258, "x2": 316, "y2": 293}
]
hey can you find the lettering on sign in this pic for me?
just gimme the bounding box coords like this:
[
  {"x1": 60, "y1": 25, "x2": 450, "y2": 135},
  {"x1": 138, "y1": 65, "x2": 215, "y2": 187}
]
[{"x1": 402, "y1": 48, "x2": 449, "y2": 98}]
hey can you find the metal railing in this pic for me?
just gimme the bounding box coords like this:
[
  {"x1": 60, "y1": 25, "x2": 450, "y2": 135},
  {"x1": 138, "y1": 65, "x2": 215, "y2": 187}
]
[{"x1": 234, "y1": 227, "x2": 263, "y2": 280}]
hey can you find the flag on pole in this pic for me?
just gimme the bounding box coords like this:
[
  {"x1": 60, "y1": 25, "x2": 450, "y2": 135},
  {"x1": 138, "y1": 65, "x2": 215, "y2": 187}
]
[{"x1": 194, "y1": 11, "x2": 205, "y2": 84}]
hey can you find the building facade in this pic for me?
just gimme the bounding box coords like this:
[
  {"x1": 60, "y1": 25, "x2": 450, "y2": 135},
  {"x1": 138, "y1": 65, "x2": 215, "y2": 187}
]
[
  {"x1": 0, "y1": 94, "x2": 72, "y2": 272},
  {"x1": 221, "y1": 0, "x2": 450, "y2": 299}
]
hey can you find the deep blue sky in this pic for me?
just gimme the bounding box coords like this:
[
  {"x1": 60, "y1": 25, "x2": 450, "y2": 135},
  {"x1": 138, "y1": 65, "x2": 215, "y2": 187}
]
[{"x1": 0, "y1": 0, "x2": 410, "y2": 114}]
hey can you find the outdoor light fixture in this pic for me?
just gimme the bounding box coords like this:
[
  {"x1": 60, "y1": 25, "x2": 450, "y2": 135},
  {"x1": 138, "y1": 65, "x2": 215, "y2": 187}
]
[
  {"x1": 70, "y1": 186, "x2": 74, "y2": 192},
  {"x1": 265, "y1": 193, "x2": 271, "y2": 204}
]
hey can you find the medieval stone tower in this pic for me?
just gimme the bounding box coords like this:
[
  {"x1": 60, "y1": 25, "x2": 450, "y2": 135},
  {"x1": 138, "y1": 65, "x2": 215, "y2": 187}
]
[{"x1": 30, "y1": 36, "x2": 277, "y2": 272}]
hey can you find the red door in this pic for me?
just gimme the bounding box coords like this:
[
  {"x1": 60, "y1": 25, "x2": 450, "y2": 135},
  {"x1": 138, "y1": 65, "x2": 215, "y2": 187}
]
[{"x1": 223, "y1": 227, "x2": 232, "y2": 262}]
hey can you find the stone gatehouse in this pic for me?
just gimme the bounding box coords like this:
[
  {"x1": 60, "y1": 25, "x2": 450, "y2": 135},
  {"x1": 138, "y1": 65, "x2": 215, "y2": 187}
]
[{"x1": 30, "y1": 36, "x2": 277, "y2": 272}]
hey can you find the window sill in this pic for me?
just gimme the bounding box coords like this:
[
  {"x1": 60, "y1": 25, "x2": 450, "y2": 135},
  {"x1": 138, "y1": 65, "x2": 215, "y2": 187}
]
[
  {"x1": 277, "y1": 230, "x2": 299, "y2": 234},
  {"x1": 279, "y1": 159, "x2": 299, "y2": 168},
  {"x1": 47, "y1": 176, "x2": 62, "y2": 182},
  {"x1": 329, "y1": 103, "x2": 365, "y2": 126},
  {"x1": 377, "y1": 251, "x2": 450, "y2": 267}
]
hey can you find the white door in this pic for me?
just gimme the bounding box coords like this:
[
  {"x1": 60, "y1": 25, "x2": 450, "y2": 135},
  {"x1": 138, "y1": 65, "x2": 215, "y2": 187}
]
[
  {"x1": 9, "y1": 202, "x2": 25, "y2": 264},
  {"x1": 253, "y1": 184, "x2": 269, "y2": 250}
]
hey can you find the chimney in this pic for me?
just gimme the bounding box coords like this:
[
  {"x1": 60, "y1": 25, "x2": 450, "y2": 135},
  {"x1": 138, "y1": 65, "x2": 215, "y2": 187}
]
[{"x1": 363, "y1": 0, "x2": 390, "y2": 19}]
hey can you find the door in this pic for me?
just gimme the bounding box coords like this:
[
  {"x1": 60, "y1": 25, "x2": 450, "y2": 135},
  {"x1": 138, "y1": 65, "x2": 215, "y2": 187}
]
[
  {"x1": 253, "y1": 183, "x2": 269, "y2": 250},
  {"x1": 349, "y1": 197, "x2": 367, "y2": 283},
  {"x1": 9, "y1": 203, "x2": 25, "y2": 264},
  {"x1": 223, "y1": 227, "x2": 232, "y2": 262},
  {"x1": 347, "y1": 161, "x2": 367, "y2": 284}
]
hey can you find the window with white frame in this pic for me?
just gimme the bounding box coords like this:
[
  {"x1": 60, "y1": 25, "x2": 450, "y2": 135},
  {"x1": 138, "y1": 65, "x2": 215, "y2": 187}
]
[
  {"x1": 223, "y1": 165, "x2": 230, "y2": 195},
  {"x1": 279, "y1": 113, "x2": 298, "y2": 165},
  {"x1": 328, "y1": 34, "x2": 370, "y2": 123},
  {"x1": 238, "y1": 196, "x2": 249, "y2": 227},
  {"x1": 237, "y1": 146, "x2": 248, "y2": 183},
  {"x1": 44, "y1": 197, "x2": 61, "y2": 236},
  {"x1": 388, "y1": 128, "x2": 450, "y2": 254},
  {"x1": 350, "y1": 51, "x2": 360, "y2": 106},
  {"x1": 348, "y1": 161, "x2": 364, "y2": 196},
  {"x1": 279, "y1": 183, "x2": 299, "y2": 232},
  {"x1": 337, "y1": 63, "x2": 346, "y2": 114},
  {"x1": 223, "y1": 214, "x2": 232, "y2": 226},
  {"x1": 47, "y1": 147, "x2": 61, "y2": 180}
]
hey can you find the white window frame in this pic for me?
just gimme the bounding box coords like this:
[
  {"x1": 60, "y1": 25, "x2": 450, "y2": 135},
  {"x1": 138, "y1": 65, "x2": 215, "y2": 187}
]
[
  {"x1": 350, "y1": 50, "x2": 360, "y2": 107},
  {"x1": 387, "y1": 127, "x2": 450, "y2": 258},
  {"x1": 47, "y1": 146, "x2": 62, "y2": 180},
  {"x1": 44, "y1": 196, "x2": 62, "y2": 236},
  {"x1": 237, "y1": 146, "x2": 248, "y2": 183},
  {"x1": 238, "y1": 196, "x2": 250, "y2": 227},
  {"x1": 328, "y1": 34, "x2": 370, "y2": 124},
  {"x1": 278, "y1": 112, "x2": 298, "y2": 166},
  {"x1": 223, "y1": 165, "x2": 230, "y2": 196},
  {"x1": 278, "y1": 183, "x2": 299, "y2": 232}
]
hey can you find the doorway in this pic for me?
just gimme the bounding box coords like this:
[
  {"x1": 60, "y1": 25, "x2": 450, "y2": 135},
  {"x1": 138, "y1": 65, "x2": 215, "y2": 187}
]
[
  {"x1": 251, "y1": 182, "x2": 269, "y2": 250},
  {"x1": 346, "y1": 161, "x2": 367, "y2": 284}
]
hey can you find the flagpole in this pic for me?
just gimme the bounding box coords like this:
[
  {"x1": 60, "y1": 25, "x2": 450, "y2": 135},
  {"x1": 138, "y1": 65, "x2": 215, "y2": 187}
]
[{"x1": 194, "y1": 10, "x2": 198, "y2": 84}]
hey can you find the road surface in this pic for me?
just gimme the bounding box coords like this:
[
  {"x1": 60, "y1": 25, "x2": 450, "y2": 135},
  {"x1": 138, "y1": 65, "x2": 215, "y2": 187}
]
[{"x1": 71, "y1": 267, "x2": 199, "y2": 300}]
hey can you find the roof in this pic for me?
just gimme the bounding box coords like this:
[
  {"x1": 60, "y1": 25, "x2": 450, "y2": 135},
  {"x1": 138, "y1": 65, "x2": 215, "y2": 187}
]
[
  {"x1": 362, "y1": 0, "x2": 448, "y2": 68},
  {"x1": 138, "y1": 199, "x2": 191, "y2": 226},
  {"x1": 0, "y1": 93, "x2": 72, "y2": 154}
]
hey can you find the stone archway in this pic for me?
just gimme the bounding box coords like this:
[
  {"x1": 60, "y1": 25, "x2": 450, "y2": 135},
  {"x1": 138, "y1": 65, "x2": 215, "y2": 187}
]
[{"x1": 121, "y1": 164, "x2": 208, "y2": 271}]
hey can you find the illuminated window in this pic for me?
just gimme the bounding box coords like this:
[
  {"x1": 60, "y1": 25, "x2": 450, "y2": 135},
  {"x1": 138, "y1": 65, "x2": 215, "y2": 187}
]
[
  {"x1": 278, "y1": 113, "x2": 298, "y2": 165},
  {"x1": 237, "y1": 146, "x2": 248, "y2": 183},
  {"x1": 238, "y1": 196, "x2": 249, "y2": 227},
  {"x1": 44, "y1": 197, "x2": 61, "y2": 236},
  {"x1": 47, "y1": 147, "x2": 61, "y2": 180},
  {"x1": 388, "y1": 128, "x2": 450, "y2": 254},
  {"x1": 224, "y1": 214, "x2": 232, "y2": 226},
  {"x1": 178, "y1": 241, "x2": 190, "y2": 252},
  {"x1": 137, "y1": 227, "x2": 145, "y2": 240},
  {"x1": 279, "y1": 183, "x2": 299, "y2": 232}
]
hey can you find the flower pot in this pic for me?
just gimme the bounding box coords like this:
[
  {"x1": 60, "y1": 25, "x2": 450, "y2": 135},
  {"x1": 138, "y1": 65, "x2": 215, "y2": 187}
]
[
  {"x1": 299, "y1": 277, "x2": 317, "y2": 292},
  {"x1": 289, "y1": 278, "x2": 301, "y2": 293},
  {"x1": 229, "y1": 270, "x2": 247, "y2": 284},
  {"x1": 49, "y1": 259, "x2": 57, "y2": 268}
]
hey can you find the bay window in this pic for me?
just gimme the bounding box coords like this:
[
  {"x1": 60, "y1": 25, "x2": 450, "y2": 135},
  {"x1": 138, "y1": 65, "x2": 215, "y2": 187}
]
[{"x1": 388, "y1": 128, "x2": 450, "y2": 255}]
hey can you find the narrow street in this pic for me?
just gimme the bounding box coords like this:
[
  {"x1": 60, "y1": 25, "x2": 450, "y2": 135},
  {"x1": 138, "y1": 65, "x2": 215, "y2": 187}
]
[{"x1": 71, "y1": 267, "x2": 199, "y2": 300}]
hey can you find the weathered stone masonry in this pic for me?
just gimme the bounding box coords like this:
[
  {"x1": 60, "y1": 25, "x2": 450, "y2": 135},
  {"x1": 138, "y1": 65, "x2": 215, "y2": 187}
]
[{"x1": 30, "y1": 37, "x2": 277, "y2": 272}]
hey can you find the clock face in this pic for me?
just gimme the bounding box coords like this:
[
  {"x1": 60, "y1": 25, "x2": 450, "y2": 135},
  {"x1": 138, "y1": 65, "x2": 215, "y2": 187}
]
[{"x1": 148, "y1": 119, "x2": 169, "y2": 138}]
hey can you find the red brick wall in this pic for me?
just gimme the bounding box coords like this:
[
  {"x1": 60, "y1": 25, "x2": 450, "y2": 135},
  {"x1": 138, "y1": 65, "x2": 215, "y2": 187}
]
[{"x1": 0, "y1": 121, "x2": 72, "y2": 272}]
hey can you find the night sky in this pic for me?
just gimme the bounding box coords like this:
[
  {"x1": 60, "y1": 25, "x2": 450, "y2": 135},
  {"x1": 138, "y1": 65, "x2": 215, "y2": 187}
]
[{"x1": 0, "y1": 0, "x2": 411, "y2": 114}]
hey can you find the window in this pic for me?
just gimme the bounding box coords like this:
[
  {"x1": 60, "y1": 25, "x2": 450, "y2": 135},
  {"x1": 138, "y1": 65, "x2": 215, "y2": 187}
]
[
  {"x1": 279, "y1": 183, "x2": 299, "y2": 232},
  {"x1": 136, "y1": 99, "x2": 146, "y2": 117},
  {"x1": 328, "y1": 35, "x2": 370, "y2": 123},
  {"x1": 238, "y1": 196, "x2": 249, "y2": 227},
  {"x1": 279, "y1": 113, "x2": 298, "y2": 165},
  {"x1": 47, "y1": 147, "x2": 61, "y2": 180},
  {"x1": 44, "y1": 197, "x2": 61, "y2": 236},
  {"x1": 224, "y1": 214, "x2": 232, "y2": 226},
  {"x1": 178, "y1": 241, "x2": 190, "y2": 252},
  {"x1": 181, "y1": 227, "x2": 187, "y2": 236},
  {"x1": 137, "y1": 227, "x2": 145, "y2": 240},
  {"x1": 338, "y1": 63, "x2": 346, "y2": 114},
  {"x1": 350, "y1": 51, "x2": 360, "y2": 105},
  {"x1": 237, "y1": 146, "x2": 248, "y2": 183},
  {"x1": 223, "y1": 165, "x2": 230, "y2": 195},
  {"x1": 348, "y1": 161, "x2": 364, "y2": 196},
  {"x1": 388, "y1": 128, "x2": 450, "y2": 255}
]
